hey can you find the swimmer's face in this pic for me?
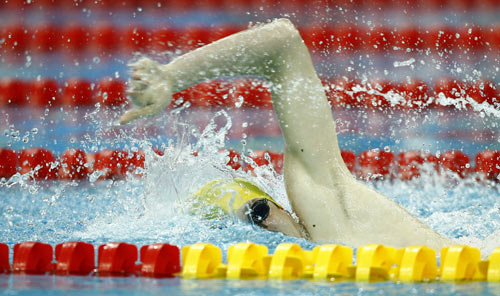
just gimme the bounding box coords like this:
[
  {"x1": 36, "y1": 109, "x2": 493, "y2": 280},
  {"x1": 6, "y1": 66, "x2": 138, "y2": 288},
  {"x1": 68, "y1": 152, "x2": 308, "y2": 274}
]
[{"x1": 236, "y1": 198, "x2": 304, "y2": 238}]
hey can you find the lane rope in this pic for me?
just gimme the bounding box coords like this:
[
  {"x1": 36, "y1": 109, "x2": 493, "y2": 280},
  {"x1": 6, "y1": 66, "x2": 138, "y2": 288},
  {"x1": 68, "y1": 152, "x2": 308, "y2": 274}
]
[
  {"x1": 1, "y1": 148, "x2": 499, "y2": 181},
  {"x1": 1, "y1": 241, "x2": 499, "y2": 282}
]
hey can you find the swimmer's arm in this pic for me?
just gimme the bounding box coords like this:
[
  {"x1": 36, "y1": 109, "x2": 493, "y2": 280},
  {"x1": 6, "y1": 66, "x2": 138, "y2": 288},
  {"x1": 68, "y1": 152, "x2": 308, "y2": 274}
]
[
  {"x1": 123, "y1": 19, "x2": 348, "y2": 180},
  {"x1": 125, "y1": 19, "x2": 451, "y2": 246},
  {"x1": 121, "y1": 19, "x2": 297, "y2": 124}
]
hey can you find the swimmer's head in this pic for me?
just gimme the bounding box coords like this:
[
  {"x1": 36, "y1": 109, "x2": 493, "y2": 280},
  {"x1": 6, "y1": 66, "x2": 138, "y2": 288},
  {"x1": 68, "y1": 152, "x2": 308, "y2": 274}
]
[{"x1": 193, "y1": 178, "x2": 304, "y2": 238}]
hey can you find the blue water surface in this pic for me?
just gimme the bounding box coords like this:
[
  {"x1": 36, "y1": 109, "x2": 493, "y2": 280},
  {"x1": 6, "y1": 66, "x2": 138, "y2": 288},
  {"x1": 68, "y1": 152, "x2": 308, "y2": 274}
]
[{"x1": 1, "y1": 107, "x2": 500, "y2": 295}]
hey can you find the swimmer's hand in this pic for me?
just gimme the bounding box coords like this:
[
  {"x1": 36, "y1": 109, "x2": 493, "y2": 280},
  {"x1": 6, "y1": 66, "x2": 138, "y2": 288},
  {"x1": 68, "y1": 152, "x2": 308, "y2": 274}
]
[{"x1": 120, "y1": 57, "x2": 173, "y2": 125}]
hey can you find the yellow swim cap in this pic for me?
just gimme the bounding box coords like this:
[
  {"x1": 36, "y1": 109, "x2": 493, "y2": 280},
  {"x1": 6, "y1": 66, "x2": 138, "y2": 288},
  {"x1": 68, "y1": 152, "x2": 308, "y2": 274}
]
[{"x1": 192, "y1": 177, "x2": 282, "y2": 219}]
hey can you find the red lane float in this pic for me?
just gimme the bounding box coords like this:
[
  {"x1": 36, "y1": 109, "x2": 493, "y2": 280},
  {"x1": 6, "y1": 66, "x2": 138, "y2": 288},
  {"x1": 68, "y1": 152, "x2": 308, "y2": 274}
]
[
  {"x1": 341, "y1": 150, "x2": 356, "y2": 173},
  {"x1": 225, "y1": 150, "x2": 242, "y2": 171},
  {"x1": 359, "y1": 150, "x2": 395, "y2": 178},
  {"x1": 62, "y1": 78, "x2": 94, "y2": 106},
  {"x1": 3, "y1": 148, "x2": 500, "y2": 181},
  {"x1": 0, "y1": 148, "x2": 17, "y2": 179},
  {"x1": 0, "y1": 79, "x2": 29, "y2": 105},
  {"x1": 0, "y1": 24, "x2": 29, "y2": 53},
  {"x1": 55, "y1": 242, "x2": 95, "y2": 276},
  {"x1": 439, "y1": 150, "x2": 471, "y2": 178},
  {"x1": 59, "y1": 149, "x2": 89, "y2": 180},
  {"x1": 0, "y1": 24, "x2": 498, "y2": 56},
  {"x1": 1, "y1": 241, "x2": 182, "y2": 277},
  {"x1": 98, "y1": 242, "x2": 138, "y2": 276},
  {"x1": 91, "y1": 23, "x2": 120, "y2": 53},
  {"x1": 247, "y1": 150, "x2": 284, "y2": 174},
  {"x1": 19, "y1": 148, "x2": 57, "y2": 180},
  {"x1": 1, "y1": 0, "x2": 497, "y2": 13},
  {"x1": 124, "y1": 25, "x2": 151, "y2": 53},
  {"x1": 0, "y1": 243, "x2": 8, "y2": 273},
  {"x1": 61, "y1": 24, "x2": 90, "y2": 53},
  {"x1": 97, "y1": 77, "x2": 127, "y2": 106},
  {"x1": 397, "y1": 151, "x2": 427, "y2": 180},
  {"x1": 31, "y1": 79, "x2": 60, "y2": 107},
  {"x1": 0, "y1": 77, "x2": 497, "y2": 110},
  {"x1": 94, "y1": 150, "x2": 130, "y2": 179},
  {"x1": 12, "y1": 242, "x2": 53, "y2": 275},
  {"x1": 32, "y1": 24, "x2": 61, "y2": 53},
  {"x1": 140, "y1": 243, "x2": 181, "y2": 278},
  {"x1": 233, "y1": 79, "x2": 273, "y2": 109},
  {"x1": 475, "y1": 150, "x2": 500, "y2": 181}
]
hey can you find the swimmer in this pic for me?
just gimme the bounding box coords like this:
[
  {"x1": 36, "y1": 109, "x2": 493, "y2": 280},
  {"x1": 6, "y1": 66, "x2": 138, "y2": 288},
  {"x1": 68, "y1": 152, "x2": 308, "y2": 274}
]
[{"x1": 120, "y1": 18, "x2": 453, "y2": 250}]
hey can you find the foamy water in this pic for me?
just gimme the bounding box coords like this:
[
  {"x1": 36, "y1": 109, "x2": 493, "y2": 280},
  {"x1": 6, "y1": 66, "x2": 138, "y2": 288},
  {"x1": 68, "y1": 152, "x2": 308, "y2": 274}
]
[{"x1": 1, "y1": 106, "x2": 499, "y2": 258}]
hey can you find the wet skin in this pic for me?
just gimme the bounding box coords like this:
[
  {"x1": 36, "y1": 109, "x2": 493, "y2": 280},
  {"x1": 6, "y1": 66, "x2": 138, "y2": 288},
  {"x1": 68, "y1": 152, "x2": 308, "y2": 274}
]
[{"x1": 235, "y1": 198, "x2": 306, "y2": 239}]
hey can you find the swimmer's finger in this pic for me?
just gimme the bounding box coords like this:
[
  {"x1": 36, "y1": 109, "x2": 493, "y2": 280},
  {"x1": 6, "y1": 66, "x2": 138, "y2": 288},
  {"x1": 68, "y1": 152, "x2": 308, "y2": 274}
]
[{"x1": 119, "y1": 104, "x2": 163, "y2": 125}]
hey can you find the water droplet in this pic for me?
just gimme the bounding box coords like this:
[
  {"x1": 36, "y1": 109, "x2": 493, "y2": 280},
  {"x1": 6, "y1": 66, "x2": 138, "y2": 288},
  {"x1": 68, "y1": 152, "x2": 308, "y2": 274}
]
[
  {"x1": 93, "y1": 57, "x2": 101, "y2": 64},
  {"x1": 235, "y1": 95, "x2": 244, "y2": 108},
  {"x1": 384, "y1": 146, "x2": 391, "y2": 152}
]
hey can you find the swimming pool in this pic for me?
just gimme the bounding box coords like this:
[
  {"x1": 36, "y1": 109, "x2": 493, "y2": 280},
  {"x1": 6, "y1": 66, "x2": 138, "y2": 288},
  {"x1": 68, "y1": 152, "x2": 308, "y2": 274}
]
[
  {"x1": 1, "y1": 105, "x2": 500, "y2": 295},
  {"x1": 1, "y1": 0, "x2": 500, "y2": 294}
]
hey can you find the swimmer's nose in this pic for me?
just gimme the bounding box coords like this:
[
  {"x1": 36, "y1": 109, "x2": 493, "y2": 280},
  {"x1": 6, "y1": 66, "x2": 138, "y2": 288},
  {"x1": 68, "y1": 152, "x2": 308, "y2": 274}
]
[{"x1": 263, "y1": 208, "x2": 305, "y2": 239}]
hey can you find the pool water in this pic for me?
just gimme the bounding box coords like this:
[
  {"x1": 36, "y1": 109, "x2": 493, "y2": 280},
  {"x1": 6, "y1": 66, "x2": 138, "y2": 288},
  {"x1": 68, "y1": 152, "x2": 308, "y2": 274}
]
[
  {"x1": 1, "y1": 106, "x2": 500, "y2": 295},
  {"x1": 1, "y1": 276, "x2": 500, "y2": 296}
]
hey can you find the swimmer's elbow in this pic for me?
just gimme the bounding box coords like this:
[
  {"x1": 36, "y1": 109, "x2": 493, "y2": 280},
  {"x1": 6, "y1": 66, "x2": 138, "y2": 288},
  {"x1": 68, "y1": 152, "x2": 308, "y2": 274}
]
[{"x1": 268, "y1": 18, "x2": 303, "y2": 45}]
